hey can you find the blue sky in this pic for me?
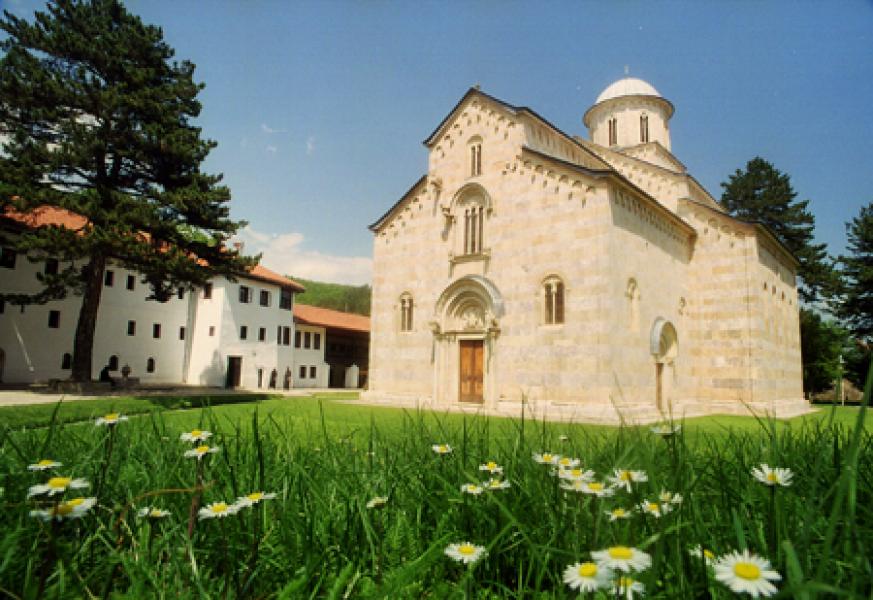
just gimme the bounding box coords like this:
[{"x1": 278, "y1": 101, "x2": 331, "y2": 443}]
[{"x1": 5, "y1": 1, "x2": 873, "y2": 284}]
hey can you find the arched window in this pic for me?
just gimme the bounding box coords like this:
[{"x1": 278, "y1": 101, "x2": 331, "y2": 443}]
[
  {"x1": 146, "y1": 357, "x2": 155, "y2": 373},
  {"x1": 108, "y1": 355, "x2": 119, "y2": 371},
  {"x1": 640, "y1": 114, "x2": 649, "y2": 143},
  {"x1": 543, "y1": 276, "x2": 565, "y2": 325},
  {"x1": 463, "y1": 203, "x2": 485, "y2": 254},
  {"x1": 61, "y1": 353, "x2": 72, "y2": 370},
  {"x1": 399, "y1": 293, "x2": 414, "y2": 332},
  {"x1": 608, "y1": 117, "x2": 618, "y2": 146},
  {"x1": 468, "y1": 136, "x2": 482, "y2": 177},
  {"x1": 626, "y1": 279, "x2": 640, "y2": 332}
]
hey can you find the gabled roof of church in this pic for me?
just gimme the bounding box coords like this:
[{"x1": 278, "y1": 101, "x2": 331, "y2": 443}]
[
  {"x1": 368, "y1": 174, "x2": 427, "y2": 233},
  {"x1": 619, "y1": 141, "x2": 687, "y2": 173}
]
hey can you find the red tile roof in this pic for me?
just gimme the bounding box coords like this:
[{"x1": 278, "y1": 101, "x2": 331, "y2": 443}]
[
  {"x1": 2, "y1": 205, "x2": 304, "y2": 291},
  {"x1": 293, "y1": 304, "x2": 370, "y2": 333}
]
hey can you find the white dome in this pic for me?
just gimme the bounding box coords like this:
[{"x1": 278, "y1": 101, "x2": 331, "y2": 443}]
[{"x1": 595, "y1": 77, "x2": 662, "y2": 104}]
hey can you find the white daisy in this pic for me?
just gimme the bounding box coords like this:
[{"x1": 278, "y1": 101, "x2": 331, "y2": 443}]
[
  {"x1": 650, "y1": 423, "x2": 681, "y2": 436},
  {"x1": 688, "y1": 545, "x2": 716, "y2": 566},
  {"x1": 713, "y1": 549, "x2": 781, "y2": 597},
  {"x1": 137, "y1": 507, "x2": 170, "y2": 519},
  {"x1": 607, "y1": 507, "x2": 632, "y2": 521},
  {"x1": 95, "y1": 413, "x2": 128, "y2": 426},
  {"x1": 28, "y1": 459, "x2": 62, "y2": 471},
  {"x1": 484, "y1": 478, "x2": 511, "y2": 491},
  {"x1": 562, "y1": 561, "x2": 612, "y2": 592},
  {"x1": 235, "y1": 491, "x2": 277, "y2": 508},
  {"x1": 197, "y1": 501, "x2": 240, "y2": 520},
  {"x1": 591, "y1": 546, "x2": 652, "y2": 573},
  {"x1": 751, "y1": 464, "x2": 793, "y2": 487},
  {"x1": 366, "y1": 496, "x2": 388, "y2": 509},
  {"x1": 180, "y1": 429, "x2": 212, "y2": 443},
  {"x1": 612, "y1": 575, "x2": 646, "y2": 599},
  {"x1": 444, "y1": 542, "x2": 487, "y2": 564},
  {"x1": 30, "y1": 497, "x2": 96, "y2": 521},
  {"x1": 659, "y1": 490, "x2": 683, "y2": 505},
  {"x1": 461, "y1": 483, "x2": 485, "y2": 495},
  {"x1": 558, "y1": 434, "x2": 570, "y2": 442},
  {"x1": 478, "y1": 461, "x2": 503, "y2": 475},
  {"x1": 556, "y1": 456, "x2": 581, "y2": 469},
  {"x1": 608, "y1": 469, "x2": 648, "y2": 492},
  {"x1": 432, "y1": 444, "x2": 453, "y2": 455},
  {"x1": 639, "y1": 499, "x2": 671, "y2": 518},
  {"x1": 557, "y1": 467, "x2": 595, "y2": 482},
  {"x1": 28, "y1": 476, "x2": 89, "y2": 498},
  {"x1": 184, "y1": 445, "x2": 220, "y2": 460},
  {"x1": 533, "y1": 452, "x2": 560, "y2": 465}
]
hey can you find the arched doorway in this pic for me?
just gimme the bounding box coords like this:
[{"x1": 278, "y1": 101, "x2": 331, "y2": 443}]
[
  {"x1": 650, "y1": 318, "x2": 678, "y2": 412},
  {"x1": 433, "y1": 276, "x2": 503, "y2": 406}
]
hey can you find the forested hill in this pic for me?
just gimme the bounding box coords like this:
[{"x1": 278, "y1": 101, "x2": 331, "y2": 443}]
[{"x1": 289, "y1": 277, "x2": 371, "y2": 316}]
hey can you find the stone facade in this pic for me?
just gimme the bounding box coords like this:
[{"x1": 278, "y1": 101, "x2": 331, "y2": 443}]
[{"x1": 363, "y1": 79, "x2": 808, "y2": 423}]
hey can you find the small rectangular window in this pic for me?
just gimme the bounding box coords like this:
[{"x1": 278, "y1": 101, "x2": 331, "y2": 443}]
[
  {"x1": 299, "y1": 365, "x2": 307, "y2": 379},
  {"x1": 177, "y1": 287, "x2": 185, "y2": 300},
  {"x1": 0, "y1": 299, "x2": 5, "y2": 314},
  {"x1": 259, "y1": 290, "x2": 270, "y2": 307},
  {"x1": 104, "y1": 270, "x2": 114, "y2": 287},
  {"x1": 239, "y1": 285, "x2": 252, "y2": 303},
  {"x1": 277, "y1": 326, "x2": 282, "y2": 345},
  {"x1": 295, "y1": 330, "x2": 302, "y2": 348},
  {"x1": 283, "y1": 326, "x2": 291, "y2": 346},
  {"x1": 127, "y1": 320, "x2": 136, "y2": 336},
  {"x1": 48, "y1": 310, "x2": 60, "y2": 328},
  {"x1": 208, "y1": 325, "x2": 215, "y2": 337},
  {"x1": 126, "y1": 275, "x2": 135, "y2": 290},
  {"x1": 61, "y1": 353, "x2": 72, "y2": 369},
  {"x1": 304, "y1": 331, "x2": 311, "y2": 349},
  {"x1": 203, "y1": 282, "x2": 213, "y2": 299},
  {"x1": 280, "y1": 289, "x2": 293, "y2": 310},
  {"x1": 240, "y1": 325, "x2": 248, "y2": 340},
  {"x1": 309, "y1": 366, "x2": 316, "y2": 379},
  {"x1": 258, "y1": 327, "x2": 266, "y2": 341},
  {"x1": 179, "y1": 326, "x2": 186, "y2": 340},
  {"x1": 153, "y1": 323, "x2": 161, "y2": 339},
  {"x1": 44, "y1": 258, "x2": 59, "y2": 275},
  {"x1": 0, "y1": 247, "x2": 16, "y2": 269},
  {"x1": 314, "y1": 333, "x2": 321, "y2": 350}
]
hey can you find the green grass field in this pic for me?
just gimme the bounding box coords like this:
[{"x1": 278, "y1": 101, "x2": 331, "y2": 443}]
[{"x1": 1, "y1": 393, "x2": 870, "y2": 598}]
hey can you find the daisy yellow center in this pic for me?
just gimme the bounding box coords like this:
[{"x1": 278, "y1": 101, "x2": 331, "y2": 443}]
[
  {"x1": 589, "y1": 482, "x2": 604, "y2": 491},
  {"x1": 570, "y1": 468, "x2": 582, "y2": 476},
  {"x1": 608, "y1": 546, "x2": 634, "y2": 560},
  {"x1": 247, "y1": 492, "x2": 263, "y2": 501},
  {"x1": 559, "y1": 458, "x2": 570, "y2": 465},
  {"x1": 438, "y1": 445, "x2": 447, "y2": 452},
  {"x1": 613, "y1": 509, "x2": 626, "y2": 517},
  {"x1": 195, "y1": 445, "x2": 210, "y2": 454},
  {"x1": 150, "y1": 509, "x2": 163, "y2": 517},
  {"x1": 67, "y1": 498, "x2": 85, "y2": 507},
  {"x1": 578, "y1": 562, "x2": 598, "y2": 577},
  {"x1": 486, "y1": 461, "x2": 497, "y2": 469},
  {"x1": 47, "y1": 477, "x2": 71, "y2": 489},
  {"x1": 468, "y1": 486, "x2": 480, "y2": 492},
  {"x1": 734, "y1": 562, "x2": 761, "y2": 580},
  {"x1": 210, "y1": 503, "x2": 228, "y2": 514},
  {"x1": 703, "y1": 549, "x2": 715, "y2": 559},
  {"x1": 191, "y1": 429, "x2": 202, "y2": 437},
  {"x1": 458, "y1": 544, "x2": 476, "y2": 556},
  {"x1": 104, "y1": 413, "x2": 119, "y2": 421},
  {"x1": 542, "y1": 454, "x2": 553, "y2": 462},
  {"x1": 619, "y1": 471, "x2": 632, "y2": 481},
  {"x1": 766, "y1": 472, "x2": 778, "y2": 482},
  {"x1": 648, "y1": 503, "x2": 659, "y2": 511},
  {"x1": 38, "y1": 459, "x2": 55, "y2": 466}
]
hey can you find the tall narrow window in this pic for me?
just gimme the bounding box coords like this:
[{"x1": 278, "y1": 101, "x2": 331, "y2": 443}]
[
  {"x1": 608, "y1": 117, "x2": 618, "y2": 146},
  {"x1": 203, "y1": 282, "x2": 213, "y2": 299},
  {"x1": 179, "y1": 326, "x2": 186, "y2": 340},
  {"x1": 152, "y1": 323, "x2": 161, "y2": 339},
  {"x1": 280, "y1": 289, "x2": 293, "y2": 310},
  {"x1": 463, "y1": 205, "x2": 484, "y2": 254},
  {"x1": 640, "y1": 114, "x2": 649, "y2": 143},
  {"x1": 543, "y1": 277, "x2": 565, "y2": 325},
  {"x1": 259, "y1": 290, "x2": 270, "y2": 307},
  {"x1": 48, "y1": 310, "x2": 61, "y2": 328},
  {"x1": 146, "y1": 357, "x2": 155, "y2": 373},
  {"x1": 295, "y1": 330, "x2": 302, "y2": 347},
  {"x1": 44, "y1": 258, "x2": 58, "y2": 275},
  {"x1": 126, "y1": 275, "x2": 135, "y2": 290},
  {"x1": 177, "y1": 287, "x2": 185, "y2": 300},
  {"x1": 399, "y1": 294, "x2": 414, "y2": 332},
  {"x1": 258, "y1": 327, "x2": 266, "y2": 341},
  {"x1": 304, "y1": 332, "x2": 311, "y2": 348},
  {"x1": 470, "y1": 143, "x2": 482, "y2": 176},
  {"x1": 104, "y1": 270, "x2": 115, "y2": 287},
  {"x1": 61, "y1": 353, "x2": 72, "y2": 369},
  {"x1": 239, "y1": 285, "x2": 251, "y2": 303},
  {"x1": 108, "y1": 355, "x2": 119, "y2": 371},
  {"x1": 240, "y1": 325, "x2": 248, "y2": 340},
  {"x1": 127, "y1": 320, "x2": 136, "y2": 336},
  {"x1": 314, "y1": 333, "x2": 321, "y2": 350},
  {"x1": 0, "y1": 247, "x2": 16, "y2": 269}
]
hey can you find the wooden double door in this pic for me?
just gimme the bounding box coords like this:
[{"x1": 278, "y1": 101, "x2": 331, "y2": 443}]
[{"x1": 458, "y1": 340, "x2": 484, "y2": 404}]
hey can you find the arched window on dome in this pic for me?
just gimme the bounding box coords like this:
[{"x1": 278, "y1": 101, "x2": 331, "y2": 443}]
[
  {"x1": 543, "y1": 276, "x2": 565, "y2": 325},
  {"x1": 399, "y1": 293, "x2": 414, "y2": 332},
  {"x1": 640, "y1": 114, "x2": 649, "y2": 143},
  {"x1": 608, "y1": 118, "x2": 618, "y2": 146}
]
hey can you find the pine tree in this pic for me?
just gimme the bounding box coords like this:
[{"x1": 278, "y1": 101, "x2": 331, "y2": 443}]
[
  {"x1": 720, "y1": 157, "x2": 832, "y2": 303},
  {"x1": 0, "y1": 0, "x2": 255, "y2": 381},
  {"x1": 835, "y1": 202, "x2": 873, "y2": 341}
]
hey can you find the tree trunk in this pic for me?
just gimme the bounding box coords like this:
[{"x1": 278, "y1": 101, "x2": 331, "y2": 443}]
[{"x1": 71, "y1": 254, "x2": 107, "y2": 382}]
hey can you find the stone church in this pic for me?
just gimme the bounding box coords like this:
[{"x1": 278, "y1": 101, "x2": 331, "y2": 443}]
[{"x1": 363, "y1": 78, "x2": 809, "y2": 422}]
